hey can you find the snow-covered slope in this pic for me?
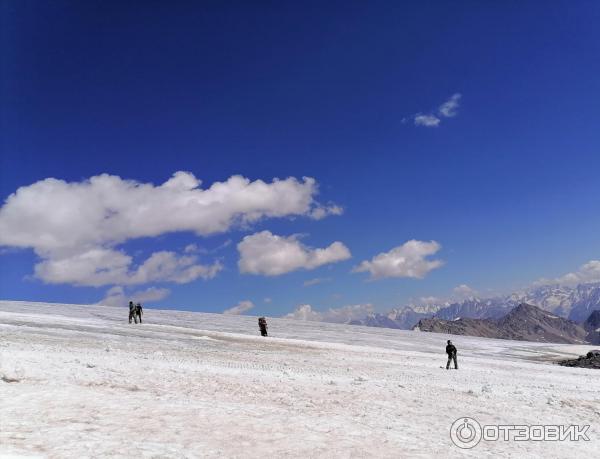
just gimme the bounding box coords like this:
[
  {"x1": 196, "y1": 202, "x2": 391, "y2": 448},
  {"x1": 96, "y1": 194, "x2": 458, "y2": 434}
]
[{"x1": 1, "y1": 301, "x2": 598, "y2": 458}]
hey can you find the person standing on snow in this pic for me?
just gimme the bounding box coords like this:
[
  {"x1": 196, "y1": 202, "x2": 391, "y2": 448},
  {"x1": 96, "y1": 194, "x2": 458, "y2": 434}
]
[
  {"x1": 258, "y1": 317, "x2": 268, "y2": 337},
  {"x1": 446, "y1": 340, "x2": 458, "y2": 369},
  {"x1": 129, "y1": 301, "x2": 136, "y2": 324},
  {"x1": 135, "y1": 303, "x2": 143, "y2": 324}
]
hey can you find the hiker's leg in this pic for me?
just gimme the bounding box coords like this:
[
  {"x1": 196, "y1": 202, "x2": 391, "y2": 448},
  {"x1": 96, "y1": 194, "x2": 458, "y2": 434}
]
[
  {"x1": 453, "y1": 356, "x2": 458, "y2": 369},
  {"x1": 446, "y1": 357, "x2": 451, "y2": 369}
]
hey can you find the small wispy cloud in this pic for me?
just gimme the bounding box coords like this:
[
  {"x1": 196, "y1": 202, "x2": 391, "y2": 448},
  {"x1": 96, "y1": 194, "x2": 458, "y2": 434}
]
[
  {"x1": 409, "y1": 93, "x2": 462, "y2": 128},
  {"x1": 310, "y1": 204, "x2": 344, "y2": 220},
  {"x1": 414, "y1": 114, "x2": 441, "y2": 127},
  {"x1": 283, "y1": 303, "x2": 374, "y2": 323},
  {"x1": 184, "y1": 244, "x2": 200, "y2": 253},
  {"x1": 223, "y1": 300, "x2": 255, "y2": 315},
  {"x1": 303, "y1": 277, "x2": 332, "y2": 287},
  {"x1": 407, "y1": 283, "x2": 478, "y2": 310},
  {"x1": 452, "y1": 283, "x2": 478, "y2": 298},
  {"x1": 534, "y1": 260, "x2": 600, "y2": 287},
  {"x1": 97, "y1": 285, "x2": 171, "y2": 307},
  {"x1": 184, "y1": 239, "x2": 232, "y2": 254},
  {"x1": 438, "y1": 93, "x2": 461, "y2": 118}
]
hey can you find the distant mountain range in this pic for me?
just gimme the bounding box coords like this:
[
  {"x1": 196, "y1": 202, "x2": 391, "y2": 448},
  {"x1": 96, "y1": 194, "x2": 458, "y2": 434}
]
[
  {"x1": 583, "y1": 310, "x2": 600, "y2": 345},
  {"x1": 350, "y1": 282, "x2": 600, "y2": 330},
  {"x1": 414, "y1": 303, "x2": 589, "y2": 344}
]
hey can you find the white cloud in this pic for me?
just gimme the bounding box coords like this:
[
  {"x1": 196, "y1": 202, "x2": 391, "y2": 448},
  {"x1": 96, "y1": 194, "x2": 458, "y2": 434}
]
[
  {"x1": 0, "y1": 172, "x2": 333, "y2": 252},
  {"x1": 184, "y1": 244, "x2": 199, "y2": 253},
  {"x1": 353, "y1": 240, "x2": 444, "y2": 280},
  {"x1": 418, "y1": 296, "x2": 444, "y2": 306},
  {"x1": 303, "y1": 277, "x2": 332, "y2": 287},
  {"x1": 0, "y1": 172, "x2": 338, "y2": 287},
  {"x1": 128, "y1": 251, "x2": 222, "y2": 285},
  {"x1": 97, "y1": 285, "x2": 170, "y2": 307},
  {"x1": 238, "y1": 231, "x2": 351, "y2": 276},
  {"x1": 534, "y1": 260, "x2": 600, "y2": 287},
  {"x1": 414, "y1": 114, "x2": 441, "y2": 127},
  {"x1": 452, "y1": 283, "x2": 478, "y2": 298},
  {"x1": 310, "y1": 204, "x2": 344, "y2": 220},
  {"x1": 283, "y1": 303, "x2": 374, "y2": 323},
  {"x1": 223, "y1": 300, "x2": 255, "y2": 315},
  {"x1": 184, "y1": 239, "x2": 232, "y2": 255},
  {"x1": 283, "y1": 304, "x2": 322, "y2": 321},
  {"x1": 408, "y1": 283, "x2": 477, "y2": 309},
  {"x1": 438, "y1": 93, "x2": 462, "y2": 118},
  {"x1": 412, "y1": 93, "x2": 462, "y2": 127},
  {"x1": 263, "y1": 297, "x2": 272, "y2": 303},
  {"x1": 33, "y1": 248, "x2": 222, "y2": 287}
]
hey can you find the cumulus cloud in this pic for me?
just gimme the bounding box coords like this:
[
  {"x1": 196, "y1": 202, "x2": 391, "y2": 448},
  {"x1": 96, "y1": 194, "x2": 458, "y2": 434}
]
[
  {"x1": 411, "y1": 93, "x2": 462, "y2": 127},
  {"x1": 283, "y1": 303, "x2": 374, "y2": 323},
  {"x1": 353, "y1": 240, "x2": 444, "y2": 280},
  {"x1": 223, "y1": 300, "x2": 255, "y2": 315},
  {"x1": 33, "y1": 248, "x2": 222, "y2": 287},
  {"x1": 0, "y1": 172, "x2": 339, "y2": 287},
  {"x1": 97, "y1": 285, "x2": 170, "y2": 307},
  {"x1": 534, "y1": 260, "x2": 600, "y2": 287},
  {"x1": 0, "y1": 172, "x2": 334, "y2": 253},
  {"x1": 238, "y1": 231, "x2": 351, "y2": 276}
]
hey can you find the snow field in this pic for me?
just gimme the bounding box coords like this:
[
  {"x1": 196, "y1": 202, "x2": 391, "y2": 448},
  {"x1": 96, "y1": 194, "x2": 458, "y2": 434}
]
[{"x1": 0, "y1": 301, "x2": 598, "y2": 458}]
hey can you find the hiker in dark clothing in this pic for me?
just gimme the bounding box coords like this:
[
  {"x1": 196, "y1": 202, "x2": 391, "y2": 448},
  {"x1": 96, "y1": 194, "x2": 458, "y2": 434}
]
[
  {"x1": 258, "y1": 317, "x2": 268, "y2": 337},
  {"x1": 446, "y1": 340, "x2": 458, "y2": 369},
  {"x1": 129, "y1": 301, "x2": 136, "y2": 324},
  {"x1": 135, "y1": 303, "x2": 143, "y2": 324}
]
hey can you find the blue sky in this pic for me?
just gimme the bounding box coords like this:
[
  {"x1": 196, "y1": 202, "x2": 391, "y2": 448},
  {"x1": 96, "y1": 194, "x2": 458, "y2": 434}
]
[{"x1": 1, "y1": 1, "x2": 599, "y2": 317}]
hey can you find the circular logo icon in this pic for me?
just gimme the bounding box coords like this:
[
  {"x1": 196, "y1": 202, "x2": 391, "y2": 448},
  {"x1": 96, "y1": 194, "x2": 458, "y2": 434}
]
[{"x1": 450, "y1": 417, "x2": 482, "y2": 449}]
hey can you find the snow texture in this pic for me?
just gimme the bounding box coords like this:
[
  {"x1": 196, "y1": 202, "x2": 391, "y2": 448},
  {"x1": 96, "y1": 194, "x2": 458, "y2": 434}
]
[{"x1": 0, "y1": 301, "x2": 598, "y2": 458}]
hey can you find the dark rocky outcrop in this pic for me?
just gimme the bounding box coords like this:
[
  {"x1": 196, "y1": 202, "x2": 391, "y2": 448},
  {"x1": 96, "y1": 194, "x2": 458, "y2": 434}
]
[
  {"x1": 414, "y1": 303, "x2": 588, "y2": 344},
  {"x1": 558, "y1": 350, "x2": 600, "y2": 369}
]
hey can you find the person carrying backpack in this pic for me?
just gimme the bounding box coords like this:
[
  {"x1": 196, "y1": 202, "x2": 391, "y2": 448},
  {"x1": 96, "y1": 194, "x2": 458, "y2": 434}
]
[
  {"x1": 135, "y1": 303, "x2": 143, "y2": 324},
  {"x1": 128, "y1": 301, "x2": 136, "y2": 324},
  {"x1": 446, "y1": 340, "x2": 458, "y2": 369},
  {"x1": 258, "y1": 317, "x2": 268, "y2": 337}
]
